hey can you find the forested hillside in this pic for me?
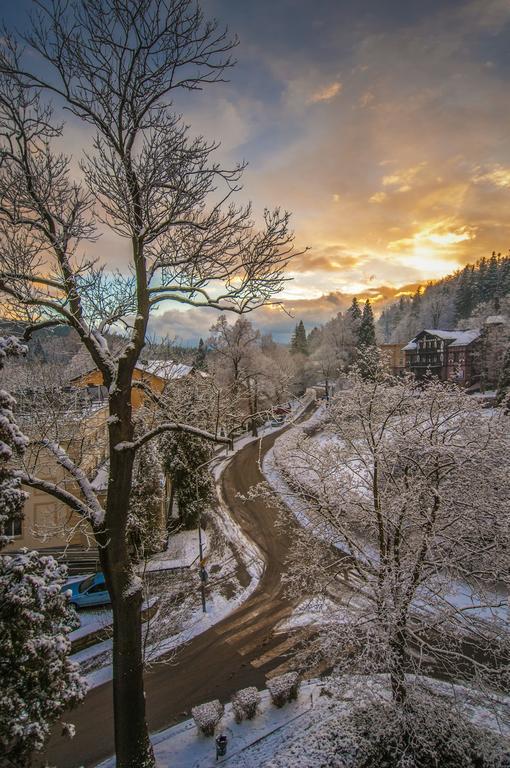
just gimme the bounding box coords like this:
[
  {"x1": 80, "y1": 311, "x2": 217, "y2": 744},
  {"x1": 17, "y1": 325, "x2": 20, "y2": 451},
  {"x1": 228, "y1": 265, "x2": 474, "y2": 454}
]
[{"x1": 378, "y1": 252, "x2": 510, "y2": 342}]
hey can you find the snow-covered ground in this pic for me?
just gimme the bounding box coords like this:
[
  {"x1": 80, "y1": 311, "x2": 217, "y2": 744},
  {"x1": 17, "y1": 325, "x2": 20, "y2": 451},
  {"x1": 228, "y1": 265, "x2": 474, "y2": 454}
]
[
  {"x1": 95, "y1": 675, "x2": 510, "y2": 768},
  {"x1": 143, "y1": 529, "x2": 209, "y2": 572}
]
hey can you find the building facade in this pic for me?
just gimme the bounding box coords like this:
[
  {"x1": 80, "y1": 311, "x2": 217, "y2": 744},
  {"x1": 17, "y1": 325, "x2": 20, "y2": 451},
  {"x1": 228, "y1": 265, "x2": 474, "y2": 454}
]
[{"x1": 402, "y1": 318, "x2": 509, "y2": 388}]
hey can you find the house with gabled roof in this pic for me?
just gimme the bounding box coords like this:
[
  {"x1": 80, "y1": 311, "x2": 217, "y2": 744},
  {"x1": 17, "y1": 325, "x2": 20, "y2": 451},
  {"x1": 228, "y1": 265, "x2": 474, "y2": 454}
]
[{"x1": 402, "y1": 329, "x2": 482, "y2": 386}]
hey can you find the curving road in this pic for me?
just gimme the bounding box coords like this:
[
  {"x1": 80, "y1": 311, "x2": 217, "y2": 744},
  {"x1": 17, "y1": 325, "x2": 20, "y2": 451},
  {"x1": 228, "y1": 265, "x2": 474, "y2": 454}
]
[{"x1": 44, "y1": 409, "x2": 313, "y2": 768}]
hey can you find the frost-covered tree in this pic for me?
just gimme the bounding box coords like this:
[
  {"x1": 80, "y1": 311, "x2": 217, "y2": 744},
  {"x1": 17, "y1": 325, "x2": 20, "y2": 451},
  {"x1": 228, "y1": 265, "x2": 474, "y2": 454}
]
[
  {"x1": 0, "y1": 337, "x2": 86, "y2": 767},
  {"x1": 0, "y1": 336, "x2": 28, "y2": 546},
  {"x1": 272, "y1": 371, "x2": 510, "y2": 709},
  {"x1": 0, "y1": 552, "x2": 86, "y2": 768},
  {"x1": 0, "y1": 2, "x2": 298, "y2": 763},
  {"x1": 496, "y1": 345, "x2": 510, "y2": 409}
]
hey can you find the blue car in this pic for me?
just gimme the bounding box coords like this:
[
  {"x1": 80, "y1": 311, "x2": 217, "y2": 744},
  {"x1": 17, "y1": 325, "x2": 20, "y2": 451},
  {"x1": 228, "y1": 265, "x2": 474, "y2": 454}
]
[{"x1": 62, "y1": 572, "x2": 111, "y2": 608}]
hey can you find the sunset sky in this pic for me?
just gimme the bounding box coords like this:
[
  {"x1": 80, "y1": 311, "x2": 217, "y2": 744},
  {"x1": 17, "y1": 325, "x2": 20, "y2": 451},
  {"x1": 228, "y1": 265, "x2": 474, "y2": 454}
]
[{"x1": 6, "y1": 0, "x2": 510, "y2": 341}]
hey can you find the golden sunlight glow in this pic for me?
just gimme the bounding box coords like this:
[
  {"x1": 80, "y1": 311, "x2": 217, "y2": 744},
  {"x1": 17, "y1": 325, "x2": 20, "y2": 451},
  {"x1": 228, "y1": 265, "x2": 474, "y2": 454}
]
[{"x1": 309, "y1": 81, "x2": 343, "y2": 103}]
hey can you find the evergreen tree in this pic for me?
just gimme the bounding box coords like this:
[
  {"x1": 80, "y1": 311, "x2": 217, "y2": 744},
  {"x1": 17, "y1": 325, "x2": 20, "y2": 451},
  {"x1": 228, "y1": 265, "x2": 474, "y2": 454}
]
[
  {"x1": 454, "y1": 265, "x2": 475, "y2": 320},
  {"x1": 194, "y1": 337, "x2": 207, "y2": 370},
  {"x1": 290, "y1": 320, "x2": 308, "y2": 355},
  {"x1": 348, "y1": 297, "x2": 362, "y2": 322},
  {"x1": 358, "y1": 300, "x2": 377, "y2": 348},
  {"x1": 484, "y1": 252, "x2": 500, "y2": 307},
  {"x1": 127, "y1": 437, "x2": 165, "y2": 559},
  {"x1": 160, "y1": 432, "x2": 214, "y2": 530},
  {"x1": 410, "y1": 287, "x2": 422, "y2": 319}
]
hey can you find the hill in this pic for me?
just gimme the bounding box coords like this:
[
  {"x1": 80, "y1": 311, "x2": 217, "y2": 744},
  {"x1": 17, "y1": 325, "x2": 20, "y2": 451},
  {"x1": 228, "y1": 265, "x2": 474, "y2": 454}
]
[{"x1": 377, "y1": 252, "x2": 510, "y2": 343}]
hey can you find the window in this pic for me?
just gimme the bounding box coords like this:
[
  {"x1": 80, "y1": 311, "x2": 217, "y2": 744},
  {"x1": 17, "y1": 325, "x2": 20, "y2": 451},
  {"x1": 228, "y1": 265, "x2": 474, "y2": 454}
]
[
  {"x1": 79, "y1": 575, "x2": 96, "y2": 593},
  {"x1": 5, "y1": 518, "x2": 22, "y2": 537},
  {"x1": 88, "y1": 583, "x2": 107, "y2": 594}
]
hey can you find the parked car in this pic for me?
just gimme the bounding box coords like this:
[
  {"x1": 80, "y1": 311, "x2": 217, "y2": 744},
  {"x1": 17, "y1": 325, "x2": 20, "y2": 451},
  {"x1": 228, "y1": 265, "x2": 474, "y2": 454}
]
[
  {"x1": 62, "y1": 572, "x2": 111, "y2": 608},
  {"x1": 270, "y1": 416, "x2": 284, "y2": 427}
]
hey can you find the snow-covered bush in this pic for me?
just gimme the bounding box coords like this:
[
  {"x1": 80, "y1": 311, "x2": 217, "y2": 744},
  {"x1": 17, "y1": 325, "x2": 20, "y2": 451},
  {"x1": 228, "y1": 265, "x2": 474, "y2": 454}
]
[
  {"x1": 0, "y1": 336, "x2": 29, "y2": 548},
  {"x1": 231, "y1": 686, "x2": 261, "y2": 723},
  {"x1": 267, "y1": 672, "x2": 301, "y2": 708},
  {"x1": 0, "y1": 550, "x2": 87, "y2": 766},
  {"x1": 191, "y1": 699, "x2": 224, "y2": 736},
  {"x1": 263, "y1": 690, "x2": 510, "y2": 768},
  {"x1": 342, "y1": 696, "x2": 510, "y2": 768}
]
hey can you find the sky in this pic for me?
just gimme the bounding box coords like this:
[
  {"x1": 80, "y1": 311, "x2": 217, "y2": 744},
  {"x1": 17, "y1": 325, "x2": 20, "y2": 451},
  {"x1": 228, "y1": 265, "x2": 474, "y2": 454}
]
[{"x1": 5, "y1": 0, "x2": 510, "y2": 342}]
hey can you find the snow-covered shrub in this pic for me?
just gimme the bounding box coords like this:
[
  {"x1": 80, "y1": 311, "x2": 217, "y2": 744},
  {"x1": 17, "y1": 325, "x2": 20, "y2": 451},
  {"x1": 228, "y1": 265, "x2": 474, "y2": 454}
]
[
  {"x1": 231, "y1": 686, "x2": 261, "y2": 723},
  {"x1": 0, "y1": 336, "x2": 29, "y2": 548},
  {"x1": 344, "y1": 696, "x2": 510, "y2": 768},
  {"x1": 191, "y1": 699, "x2": 224, "y2": 736},
  {"x1": 267, "y1": 672, "x2": 301, "y2": 708},
  {"x1": 0, "y1": 550, "x2": 87, "y2": 766},
  {"x1": 262, "y1": 692, "x2": 510, "y2": 768}
]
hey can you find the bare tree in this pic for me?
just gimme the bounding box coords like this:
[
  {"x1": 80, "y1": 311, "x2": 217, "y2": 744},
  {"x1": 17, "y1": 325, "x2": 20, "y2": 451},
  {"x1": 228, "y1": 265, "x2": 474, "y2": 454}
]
[
  {"x1": 270, "y1": 369, "x2": 510, "y2": 712},
  {"x1": 0, "y1": 2, "x2": 298, "y2": 765}
]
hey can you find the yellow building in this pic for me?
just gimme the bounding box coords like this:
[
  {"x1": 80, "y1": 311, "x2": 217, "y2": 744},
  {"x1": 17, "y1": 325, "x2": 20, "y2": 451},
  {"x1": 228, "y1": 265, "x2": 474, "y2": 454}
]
[{"x1": 7, "y1": 360, "x2": 193, "y2": 552}]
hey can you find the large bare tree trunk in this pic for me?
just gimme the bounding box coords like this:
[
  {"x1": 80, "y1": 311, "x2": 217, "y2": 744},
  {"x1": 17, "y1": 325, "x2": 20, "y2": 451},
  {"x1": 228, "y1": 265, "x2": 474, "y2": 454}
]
[{"x1": 100, "y1": 387, "x2": 155, "y2": 768}]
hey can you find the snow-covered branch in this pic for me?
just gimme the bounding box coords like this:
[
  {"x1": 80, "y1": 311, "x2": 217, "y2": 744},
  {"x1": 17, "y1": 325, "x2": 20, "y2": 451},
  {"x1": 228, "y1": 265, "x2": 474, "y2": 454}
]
[
  {"x1": 38, "y1": 440, "x2": 105, "y2": 526},
  {"x1": 116, "y1": 423, "x2": 231, "y2": 453}
]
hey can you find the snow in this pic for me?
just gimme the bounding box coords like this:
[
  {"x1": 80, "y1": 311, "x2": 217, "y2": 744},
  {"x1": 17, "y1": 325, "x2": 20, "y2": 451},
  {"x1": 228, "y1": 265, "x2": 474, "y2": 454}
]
[
  {"x1": 192, "y1": 700, "x2": 224, "y2": 735},
  {"x1": 403, "y1": 328, "x2": 481, "y2": 350},
  {"x1": 94, "y1": 675, "x2": 510, "y2": 768},
  {"x1": 266, "y1": 419, "x2": 509, "y2": 631},
  {"x1": 95, "y1": 681, "x2": 322, "y2": 768},
  {"x1": 143, "y1": 529, "x2": 208, "y2": 572},
  {"x1": 69, "y1": 608, "x2": 112, "y2": 643},
  {"x1": 136, "y1": 359, "x2": 193, "y2": 381},
  {"x1": 90, "y1": 463, "x2": 108, "y2": 492},
  {"x1": 266, "y1": 672, "x2": 301, "y2": 707}
]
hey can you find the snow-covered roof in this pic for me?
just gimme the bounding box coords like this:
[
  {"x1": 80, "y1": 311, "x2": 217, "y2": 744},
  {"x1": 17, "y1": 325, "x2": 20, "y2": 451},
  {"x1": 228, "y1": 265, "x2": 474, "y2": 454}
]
[
  {"x1": 485, "y1": 315, "x2": 507, "y2": 325},
  {"x1": 136, "y1": 359, "x2": 193, "y2": 380},
  {"x1": 448, "y1": 329, "x2": 481, "y2": 347},
  {"x1": 402, "y1": 329, "x2": 481, "y2": 351}
]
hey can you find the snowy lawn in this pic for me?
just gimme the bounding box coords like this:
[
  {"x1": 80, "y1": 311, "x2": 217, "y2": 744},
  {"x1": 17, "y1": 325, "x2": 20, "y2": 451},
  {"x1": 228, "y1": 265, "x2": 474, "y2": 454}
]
[{"x1": 143, "y1": 529, "x2": 209, "y2": 572}]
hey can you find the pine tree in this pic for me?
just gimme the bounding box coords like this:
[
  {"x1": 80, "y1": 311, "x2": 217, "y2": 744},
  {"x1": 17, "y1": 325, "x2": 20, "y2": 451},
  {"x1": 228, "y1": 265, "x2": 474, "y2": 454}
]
[
  {"x1": 348, "y1": 297, "x2": 362, "y2": 322},
  {"x1": 290, "y1": 320, "x2": 308, "y2": 355},
  {"x1": 454, "y1": 265, "x2": 475, "y2": 320},
  {"x1": 484, "y1": 252, "x2": 500, "y2": 307},
  {"x1": 358, "y1": 300, "x2": 377, "y2": 348},
  {"x1": 160, "y1": 432, "x2": 214, "y2": 530},
  {"x1": 127, "y1": 437, "x2": 165, "y2": 559},
  {"x1": 195, "y1": 338, "x2": 207, "y2": 370},
  {"x1": 410, "y1": 287, "x2": 422, "y2": 319}
]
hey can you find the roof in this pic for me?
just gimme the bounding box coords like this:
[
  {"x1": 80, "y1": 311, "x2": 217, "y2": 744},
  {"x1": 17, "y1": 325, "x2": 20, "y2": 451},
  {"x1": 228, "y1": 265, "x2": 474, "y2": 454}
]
[
  {"x1": 485, "y1": 315, "x2": 507, "y2": 325},
  {"x1": 136, "y1": 359, "x2": 193, "y2": 381},
  {"x1": 402, "y1": 328, "x2": 481, "y2": 352},
  {"x1": 72, "y1": 359, "x2": 195, "y2": 385}
]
